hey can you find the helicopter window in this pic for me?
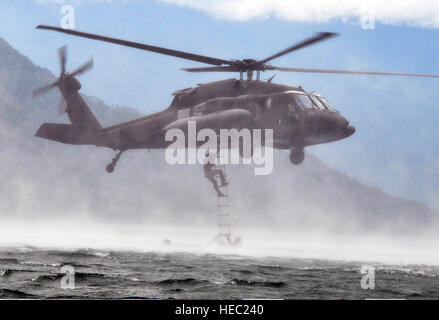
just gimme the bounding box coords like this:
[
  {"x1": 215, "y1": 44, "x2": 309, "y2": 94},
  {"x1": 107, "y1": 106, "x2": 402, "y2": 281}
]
[
  {"x1": 281, "y1": 95, "x2": 296, "y2": 112},
  {"x1": 310, "y1": 95, "x2": 327, "y2": 111},
  {"x1": 287, "y1": 102, "x2": 296, "y2": 112},
  {"x1": 269, "y1": 94, "x2": 294, "y2": 111},
  {"x1": 293, "y1": 93, "x2": 314, "y2": 110},
  {"x1": 316, "y1": 96, "x2": 337, "y2": 113}
]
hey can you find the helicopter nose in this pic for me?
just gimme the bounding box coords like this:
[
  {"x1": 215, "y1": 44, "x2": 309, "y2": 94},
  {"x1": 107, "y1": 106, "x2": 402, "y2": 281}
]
[
  {"x1": 320, "y1": 113, "x2": 354, "y2": 139},
  {"x1": 334, "y1": 115, "x2": 356, "y2": 139},
  {"x1": 304, "y1": 113, "x2": 353, "y2": 139},
  {"x1": 325, "y1": 114, "x2": 347, "y2": 131},
  {"x1": 344, "y1": 125, "x2": 356, "y2": 138},
  {"x1": 338, "y1": 116, "x2": 349, "y2": 128}
]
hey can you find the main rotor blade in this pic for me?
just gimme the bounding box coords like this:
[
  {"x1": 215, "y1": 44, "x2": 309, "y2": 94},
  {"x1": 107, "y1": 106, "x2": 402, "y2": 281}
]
[
  {"x1": 32, "y1": 81, "x2": 58, "y2": 99},
  {"x1": 58, "y1": 45, "x2": 67, "y2": 74},
  {"x1": 71, "y1": 58, "x2": 93, "y2": 77},
  {"x1": 37, "y1": 25, "x2": 230, "y2": 66},
  {"x1": 182, "y1": 66, "x2": 238, "y2": 72},
  {"x1": 258, "y1": 32, "x2": 337, "y2": 64},
  {"x1": 272, "y1": 66, "x2": 439, "y2": 78}
]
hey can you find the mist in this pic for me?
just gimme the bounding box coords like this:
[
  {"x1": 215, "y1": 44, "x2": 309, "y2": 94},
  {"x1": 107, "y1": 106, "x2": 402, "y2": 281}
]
[
  {"x1": 1, "y1": 142, "x2": 438, "y2": 266},
  {"x1": 1, "y1": 217, "x2": 438, "y2": 266}
]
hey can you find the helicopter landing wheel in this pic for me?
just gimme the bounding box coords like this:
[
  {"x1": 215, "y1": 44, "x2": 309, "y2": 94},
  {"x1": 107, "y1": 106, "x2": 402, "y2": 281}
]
[
  {"x1": 289, "y1": 147, "x2": 305, "y2": 165},
  {"x1": 106, "y1": 163, "x2": 115, "y2": 173},
  {"x1": 105, "y1": 149, "x2": 124, "y2": 173}
]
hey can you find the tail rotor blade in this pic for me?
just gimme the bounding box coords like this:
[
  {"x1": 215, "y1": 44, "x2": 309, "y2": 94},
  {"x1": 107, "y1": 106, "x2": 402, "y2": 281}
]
[
  {"x1": 32, "y1": 80, "x2": 58, "y2": 99},
  {"x1": 71, "y1": 58, "x2": 93, "y2": 77},
  {"x1": 58, "y1": 45, "x2": 67, "y2": 74}
]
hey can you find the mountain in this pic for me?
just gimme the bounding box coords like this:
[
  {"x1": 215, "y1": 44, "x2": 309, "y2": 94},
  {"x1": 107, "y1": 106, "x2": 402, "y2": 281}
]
[{"x1": 0, "y1": 36, "x2": 437, "y2": 236}]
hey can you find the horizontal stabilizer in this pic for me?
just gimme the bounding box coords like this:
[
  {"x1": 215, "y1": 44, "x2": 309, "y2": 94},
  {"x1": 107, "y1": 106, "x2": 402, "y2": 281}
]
[{"x1": 35, "y1": 123, "x2": 102, "y2": 146}]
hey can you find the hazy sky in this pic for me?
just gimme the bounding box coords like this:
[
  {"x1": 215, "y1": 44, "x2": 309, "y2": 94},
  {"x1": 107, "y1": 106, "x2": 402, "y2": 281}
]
[{"x1": 0, "y1": 0, "x2": 438, "y2": 206}]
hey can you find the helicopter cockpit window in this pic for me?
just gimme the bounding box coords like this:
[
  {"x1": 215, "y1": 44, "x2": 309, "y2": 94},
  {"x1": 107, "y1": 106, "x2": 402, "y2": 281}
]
[
  {"x1": 309, "y1": 95, "x2": 327, "y2": 111},
  {"x1": 292, "y1": 93, "x2": 314, "y2": 110},
  {"x1": 315, "y1": 95, "x2": 338, "y2": 113}
]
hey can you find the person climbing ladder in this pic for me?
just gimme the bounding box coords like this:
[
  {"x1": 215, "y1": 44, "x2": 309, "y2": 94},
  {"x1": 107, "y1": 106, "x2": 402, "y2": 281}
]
[
  {"x1": 202, "y1": 152, "x2": 241, "y2": 247},
  {"x1": 203, "y1": 151, "x2": 228, "y2": 197}
]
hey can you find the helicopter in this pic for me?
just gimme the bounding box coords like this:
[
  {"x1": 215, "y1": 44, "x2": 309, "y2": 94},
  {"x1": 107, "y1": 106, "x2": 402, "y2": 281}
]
[{"x1": 32, "y1": 25, "x2": 439, "y2": 173}]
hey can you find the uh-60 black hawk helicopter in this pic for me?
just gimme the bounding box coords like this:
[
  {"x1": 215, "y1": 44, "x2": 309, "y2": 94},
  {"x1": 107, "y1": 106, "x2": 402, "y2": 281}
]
[{"x1": 33, "y1": 25, "x2": 439, "y2": 173}]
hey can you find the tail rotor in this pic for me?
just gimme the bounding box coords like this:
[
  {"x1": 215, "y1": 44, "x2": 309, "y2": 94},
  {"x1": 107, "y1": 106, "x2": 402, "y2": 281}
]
[{"x1": 32, "y1": 46, "x2": 93, "y2": 103}]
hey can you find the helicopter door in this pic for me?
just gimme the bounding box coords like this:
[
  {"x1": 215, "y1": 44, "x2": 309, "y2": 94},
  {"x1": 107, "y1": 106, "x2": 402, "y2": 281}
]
[
  {"x1": 276, "y1": 104, "x2": 295, "y2": 139},
  {"x1": 267, "y1": 95, "x2": 290, "y2": 138}
]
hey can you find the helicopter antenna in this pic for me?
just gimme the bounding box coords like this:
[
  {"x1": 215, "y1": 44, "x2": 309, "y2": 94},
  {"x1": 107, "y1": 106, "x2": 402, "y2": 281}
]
[{"x1": 266, "y1": 74, "x2": 276, "y2": 83}]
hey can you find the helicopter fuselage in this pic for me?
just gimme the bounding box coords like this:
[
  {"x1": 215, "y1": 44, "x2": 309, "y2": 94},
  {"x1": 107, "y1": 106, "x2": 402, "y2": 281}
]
[
  {"x1": 99, "y1": 78, "x2": 355, "y2": 153},
  {"x1": 36, "y1": 76, "x2": 355, "y2": 171}
]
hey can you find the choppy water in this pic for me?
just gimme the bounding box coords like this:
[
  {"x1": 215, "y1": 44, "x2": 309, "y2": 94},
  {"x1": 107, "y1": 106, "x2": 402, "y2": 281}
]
[{"x1": 1, "y1": 246, "x2": 439, "y2": 299}]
